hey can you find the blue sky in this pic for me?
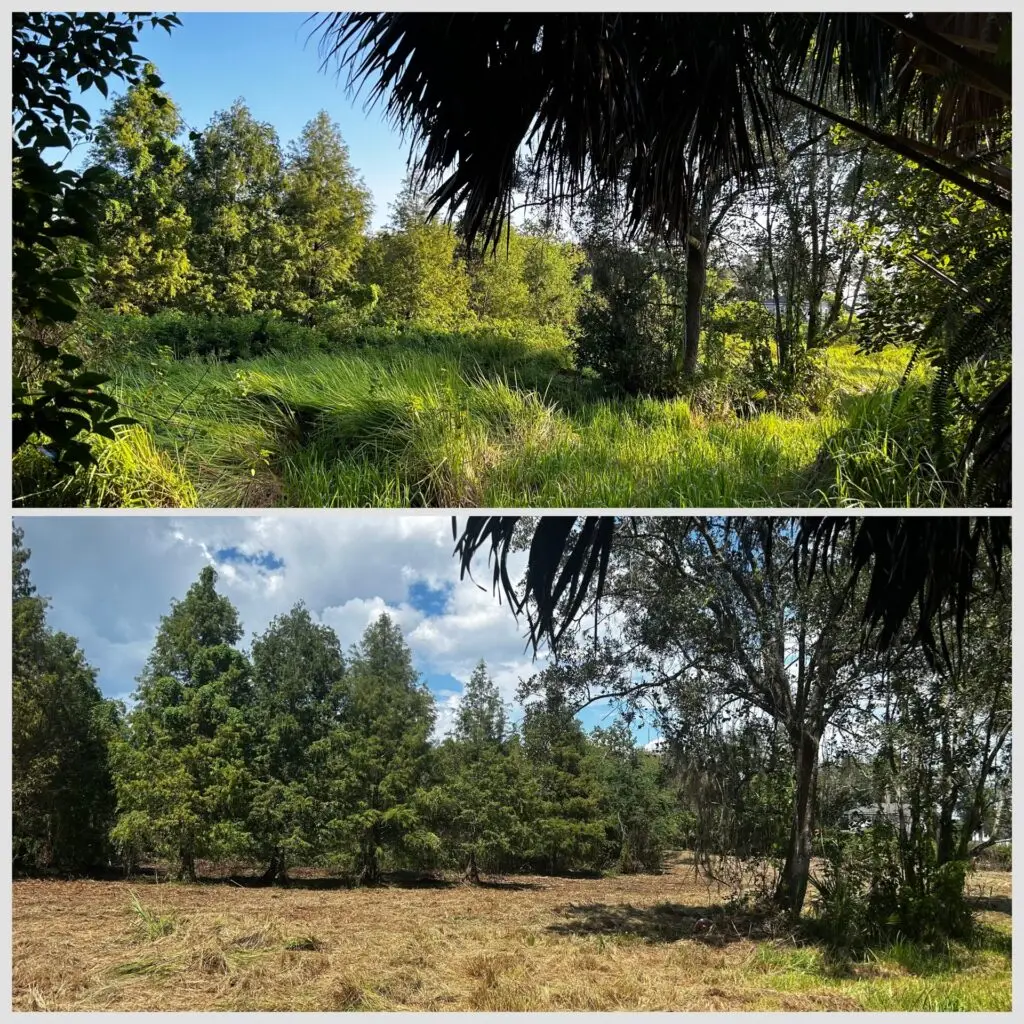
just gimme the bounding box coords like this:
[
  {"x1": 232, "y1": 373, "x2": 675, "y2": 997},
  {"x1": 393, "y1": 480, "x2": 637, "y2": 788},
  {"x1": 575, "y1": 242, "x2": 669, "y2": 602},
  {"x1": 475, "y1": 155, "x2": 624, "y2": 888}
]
[
  {"x1": 63, "y1": 12, "x2": 413, "y2": 230},
  {"x1": 15, "y1": 515, "x2": 659, "y2": 744}
]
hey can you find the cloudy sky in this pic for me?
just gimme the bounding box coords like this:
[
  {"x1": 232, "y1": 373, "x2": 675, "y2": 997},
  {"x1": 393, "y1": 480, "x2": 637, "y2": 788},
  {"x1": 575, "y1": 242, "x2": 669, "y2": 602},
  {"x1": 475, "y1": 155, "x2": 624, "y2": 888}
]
[{"x1": 15, "y1": 514, "x2": 648, "y2": 741}]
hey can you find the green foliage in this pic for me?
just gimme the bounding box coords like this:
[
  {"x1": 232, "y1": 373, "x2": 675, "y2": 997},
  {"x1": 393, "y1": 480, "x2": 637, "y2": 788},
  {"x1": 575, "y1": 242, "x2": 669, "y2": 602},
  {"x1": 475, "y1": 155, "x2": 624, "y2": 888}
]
[
  {"x1": 11, "y1": 11, "x2": 179, "y2": 470},
  {"x1": 89, "y1": 64, "x2": 194, "y2": 313},
  {"x1": 279, "y1": 111, "x2": 373, "y2": 321},
  {"x1": 571, "y1": 187, "x2": 688, "y2": 399},
  {"x1": 185, "y1": 100, "x2": 287, "y2": 314},
  {"x1": 423, "y1": 661, "x2": 533, "y2": 879},
  {"x1": 12, "y1": 527, "x2": 120, "y2": 872},
  {"x1": 109, "y1": 566, "x2": 254, "y2": 879},
  {"x1": 810, "y1": 827, "x2": 974, "y2": 953},
  {"x1": 248, "y1": 604, "x2": 347, "y2": 879},
  {"x1": 112, "y1": 310, "x2": 329, "y2": 362},
  {"x1": 455, "y1": 660, "x2": 507, "y2": 747},
  {"x1": 589, "y1": 721, "x2": 677, "y2": 873},
  {"x1": 356, "y1": 186, "x2": 473, "y2": 330},
  {"x1": 855, "y1": 164, "x2": 1010, "y2": 504},
  {"x1": 520, "y1": 689, "x2": 607, "y2": 874},
  {"x1": 575, "y1": 269, "x2": 682, "y2": 396},
  {"x1": 326, "y1": 614, "x2": 438, "y2": 883},
  {"x1": 520, "y1": 230, "x2": 587, "y2": 331}
]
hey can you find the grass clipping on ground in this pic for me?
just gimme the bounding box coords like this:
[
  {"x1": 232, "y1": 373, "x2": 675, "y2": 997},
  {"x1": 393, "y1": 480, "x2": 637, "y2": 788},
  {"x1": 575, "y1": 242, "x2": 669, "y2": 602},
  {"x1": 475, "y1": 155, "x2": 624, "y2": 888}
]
[{"x1": 11, "y1": 856, "x2": 1011, "y2": 1011}]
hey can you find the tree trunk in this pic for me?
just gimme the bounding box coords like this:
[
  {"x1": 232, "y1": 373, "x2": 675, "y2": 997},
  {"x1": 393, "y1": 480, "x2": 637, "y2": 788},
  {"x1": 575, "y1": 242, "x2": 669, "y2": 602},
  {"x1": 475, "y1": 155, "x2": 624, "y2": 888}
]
[
  {"x1": 463, "y1": 850, "x2": 481, "y2": 884},
  {"x1": 261, "y1": 850, "x2": 286, "y2": 885},
  {"x1": 359, "y1": 830, "x2": 380, "y2": 886},
  {"x1": 776, "y1": 729, "x2": 820, "y2": 917},
  {"x1": 806, "y1": 292, "x2": 822, "y2": 349},
  {"x1": 681, "y1": 232, "x2": 707, "y2": 377},
  {"x1": 178, "y1": 848, "x2": 197, "y2": 883},
  {"x1": 937, "y1": 797, "x2": 959, "y2": 867}
]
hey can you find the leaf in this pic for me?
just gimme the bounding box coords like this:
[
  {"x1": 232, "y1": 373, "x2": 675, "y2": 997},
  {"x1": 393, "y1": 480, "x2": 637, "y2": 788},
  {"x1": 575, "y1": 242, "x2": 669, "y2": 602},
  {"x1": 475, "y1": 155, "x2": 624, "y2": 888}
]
[{"x1": 69, "y1": 371, "x2": 111, "y2": 388}]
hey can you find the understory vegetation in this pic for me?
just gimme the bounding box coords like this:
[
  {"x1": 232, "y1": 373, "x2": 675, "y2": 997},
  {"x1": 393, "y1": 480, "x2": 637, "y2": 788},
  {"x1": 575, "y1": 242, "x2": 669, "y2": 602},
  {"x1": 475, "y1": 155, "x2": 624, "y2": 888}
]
[
  {"x1": 13, "y1": 319, "x2": 937, "y2": 508},
  {"x1": 12, "y1": 13, "x2": 1010, "y2": 507}
]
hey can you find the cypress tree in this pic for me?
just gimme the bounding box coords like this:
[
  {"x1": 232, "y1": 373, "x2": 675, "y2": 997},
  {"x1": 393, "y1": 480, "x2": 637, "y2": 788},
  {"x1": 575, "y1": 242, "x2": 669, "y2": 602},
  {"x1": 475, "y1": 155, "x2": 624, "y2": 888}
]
[{"x1": 109, "y1": 566, "x2": 254, "y2": 880}]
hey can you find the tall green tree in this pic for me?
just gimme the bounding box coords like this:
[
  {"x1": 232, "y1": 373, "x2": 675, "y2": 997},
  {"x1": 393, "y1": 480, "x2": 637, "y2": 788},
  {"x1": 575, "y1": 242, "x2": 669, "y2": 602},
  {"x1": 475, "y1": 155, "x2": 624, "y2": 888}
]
[
  {"x1": 328, "y1": 613, "x2": 438, "y2": 884},
  {"x1": 519, "y1": 229, "x2": 586, "y2": 331},
  {"x1": 12, "y1": 527, "x2": 119, "y2": 872},
  {"x1": 464, "y1": 227, "x2": 531, "y2": 322},
  {"x1": 110, "y1": 566, "x2": 254, "y2": 880},
  {"x1": 279, "y1": 111, "x2": 373, "y2": 321},
  {"x1": 248, "y1": 603, "x2": 347, "y2": 882},
  {"x1": 520, "y1": 686, "x2": 606, "y2": 874},
  {"x1": 455, "y1": 660, "x2": 507, "y2": 747},
  {"x1": 589, "y1": 721, "x2": 678, "y2": 873},
  {"x1": 88, "y1": 64, "x2": 194, "y2": 313},
  {"x1": 423, "y1": 660, "x2": 525, "y2": 882},
  {"x1": 357, "y1": 184, "x2": 472, "y2": 329},
  {"x1": 185, "y1": 100, "x2": 285, "y2": 314}
]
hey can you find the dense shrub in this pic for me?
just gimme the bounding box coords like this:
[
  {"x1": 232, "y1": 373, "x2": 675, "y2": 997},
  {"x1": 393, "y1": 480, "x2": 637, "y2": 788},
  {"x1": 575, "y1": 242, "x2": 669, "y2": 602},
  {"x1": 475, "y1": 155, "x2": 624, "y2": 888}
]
[
  {"x1": 82, "y1": 311, "x2": 331, "y2": 363},
  {"x1": 574, "y1": 278, "x2": 683, "y2": 397},
  {"x1": 809, "y1": 825, "x2": 974, "y2": 953}
]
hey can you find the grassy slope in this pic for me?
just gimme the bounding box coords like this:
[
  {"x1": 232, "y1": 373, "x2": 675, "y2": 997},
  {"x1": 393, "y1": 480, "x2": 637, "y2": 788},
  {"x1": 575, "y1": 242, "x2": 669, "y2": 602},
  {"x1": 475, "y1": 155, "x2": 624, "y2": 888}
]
[
  {"x1": 23, "y1": 327, "x2": 931, "y2": 508},
  {"x1": 11, "y1": 857, "x2": 1010, "y2": 1011}
]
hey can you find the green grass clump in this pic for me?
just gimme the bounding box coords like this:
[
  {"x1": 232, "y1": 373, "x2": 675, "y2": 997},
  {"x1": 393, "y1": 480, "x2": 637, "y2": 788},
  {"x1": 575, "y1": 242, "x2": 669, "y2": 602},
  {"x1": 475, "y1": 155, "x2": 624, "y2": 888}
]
[
  {"x1": 749, "y1": 929, "x2": 1011, "y2": 1012},
  {"x1": 128, "y1": 890, "x2": 178, "y2": 940}
]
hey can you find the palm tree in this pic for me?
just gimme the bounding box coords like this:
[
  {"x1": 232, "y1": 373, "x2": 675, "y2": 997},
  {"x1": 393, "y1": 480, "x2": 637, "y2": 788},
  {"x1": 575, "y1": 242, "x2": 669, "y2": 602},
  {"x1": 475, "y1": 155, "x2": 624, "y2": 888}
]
[{"x1": 314, "y1": 12, "x2": 1010, "y2": 505}]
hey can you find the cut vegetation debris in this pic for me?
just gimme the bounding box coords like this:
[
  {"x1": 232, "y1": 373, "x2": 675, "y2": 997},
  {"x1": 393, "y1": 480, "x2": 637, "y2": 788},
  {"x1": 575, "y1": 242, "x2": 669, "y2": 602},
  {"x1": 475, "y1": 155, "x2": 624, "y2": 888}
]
[{"x1": 11, "y1": 857, "x2": 1011, "y2": 1012}]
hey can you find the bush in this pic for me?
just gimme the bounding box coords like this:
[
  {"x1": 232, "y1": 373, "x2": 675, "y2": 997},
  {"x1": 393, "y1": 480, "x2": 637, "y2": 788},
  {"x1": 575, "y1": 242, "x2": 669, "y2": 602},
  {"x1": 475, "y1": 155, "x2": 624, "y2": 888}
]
[
  {"x1": 574, "y1": 282, "x2": 683, "y2": 397},
  {"x1": 809, "y1": 826, "x2": 974, "y2": 953},
  {"x1": 696, "y1": 301, "x2": 838, "y2": 417},
  {"x1": 82, "y1": 311, "x2": 330, "y2": 363},
  {"x1": 976, "y1": 842, "x2": 1011, "y2": 871}
]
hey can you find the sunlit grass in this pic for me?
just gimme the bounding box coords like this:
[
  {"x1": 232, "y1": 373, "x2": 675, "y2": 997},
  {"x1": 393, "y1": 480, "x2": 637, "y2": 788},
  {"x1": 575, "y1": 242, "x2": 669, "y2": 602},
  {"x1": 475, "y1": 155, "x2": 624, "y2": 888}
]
[{"x1": 21, "y1": 326, "x2": 942, "y2": 508}]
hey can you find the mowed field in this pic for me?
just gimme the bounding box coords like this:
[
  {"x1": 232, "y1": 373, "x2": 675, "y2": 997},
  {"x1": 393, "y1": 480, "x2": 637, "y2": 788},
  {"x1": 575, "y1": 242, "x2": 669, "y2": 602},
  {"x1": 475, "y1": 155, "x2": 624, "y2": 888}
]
[{"x1": 12, "y1": 855, "x2": 1011, "y2": 1012}]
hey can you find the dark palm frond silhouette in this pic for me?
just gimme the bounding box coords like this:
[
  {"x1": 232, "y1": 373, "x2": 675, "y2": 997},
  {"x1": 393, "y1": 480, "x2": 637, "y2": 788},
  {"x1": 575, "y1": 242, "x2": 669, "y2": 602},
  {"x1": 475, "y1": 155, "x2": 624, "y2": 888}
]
[
  {"x1": 314, "y1": 13, "x2": 1009, "y2": 247},
  {"x1": 451, "y1": 515, "x2": 1009, "y2": 671}
]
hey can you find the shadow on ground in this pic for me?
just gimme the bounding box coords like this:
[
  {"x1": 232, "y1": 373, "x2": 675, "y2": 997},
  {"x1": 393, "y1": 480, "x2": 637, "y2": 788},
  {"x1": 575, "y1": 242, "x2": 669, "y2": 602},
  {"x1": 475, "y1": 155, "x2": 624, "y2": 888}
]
[
  {"x1": 967, "y1": 894, "x2": 1012, "y2": 915},
  {"x1": 547, "y1": 901, "x2": 773, "y2": 946}
]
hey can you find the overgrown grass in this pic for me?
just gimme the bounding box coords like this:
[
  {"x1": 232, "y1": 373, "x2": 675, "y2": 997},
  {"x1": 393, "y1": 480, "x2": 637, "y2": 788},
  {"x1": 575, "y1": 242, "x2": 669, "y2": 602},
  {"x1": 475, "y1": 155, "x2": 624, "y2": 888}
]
[{"x1": 17, "y1": 325, "x2": 942, "y2": 508}]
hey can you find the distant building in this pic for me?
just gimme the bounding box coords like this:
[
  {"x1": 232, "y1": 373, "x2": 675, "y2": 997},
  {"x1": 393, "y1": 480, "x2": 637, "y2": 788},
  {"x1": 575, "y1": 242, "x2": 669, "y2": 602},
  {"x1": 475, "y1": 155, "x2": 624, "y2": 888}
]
[
  {"x1": 842, "y1": 802, "x2": 991, "y2": 844},
  {"x1": 762, "y1": 297, "x2": 831, "y2": 319}
]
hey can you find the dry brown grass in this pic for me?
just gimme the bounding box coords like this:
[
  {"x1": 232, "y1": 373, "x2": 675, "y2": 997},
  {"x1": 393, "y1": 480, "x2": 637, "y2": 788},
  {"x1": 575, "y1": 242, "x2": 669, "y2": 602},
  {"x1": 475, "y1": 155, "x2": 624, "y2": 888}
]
[{"x1": 11, "y1": 855, "x2": 1012, "y2": 1012}]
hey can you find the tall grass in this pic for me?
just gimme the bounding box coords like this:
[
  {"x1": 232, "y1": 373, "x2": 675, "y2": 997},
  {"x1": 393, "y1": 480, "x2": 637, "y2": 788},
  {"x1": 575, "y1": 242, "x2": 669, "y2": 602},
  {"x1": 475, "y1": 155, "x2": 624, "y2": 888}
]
[{"x1": 18, "y1": 326, "x2": 939, "y2": 508}]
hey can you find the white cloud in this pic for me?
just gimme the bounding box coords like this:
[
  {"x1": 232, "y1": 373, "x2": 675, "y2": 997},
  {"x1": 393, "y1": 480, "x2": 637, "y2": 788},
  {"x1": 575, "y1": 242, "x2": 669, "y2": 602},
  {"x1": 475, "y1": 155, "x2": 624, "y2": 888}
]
[{"x1": 16, "y1": 515, "x2": 541, "y2": 724}]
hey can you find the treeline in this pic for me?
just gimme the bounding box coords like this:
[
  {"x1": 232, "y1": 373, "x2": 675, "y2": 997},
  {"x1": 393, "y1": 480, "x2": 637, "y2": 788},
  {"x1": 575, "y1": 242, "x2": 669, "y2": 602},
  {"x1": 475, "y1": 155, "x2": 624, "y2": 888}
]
[
  {"x1": 12, "y1": 531, "x2": 681, "y2": 883},
  {"x1": 73, "y1": 69, "x2": 585, "y2": 340}
]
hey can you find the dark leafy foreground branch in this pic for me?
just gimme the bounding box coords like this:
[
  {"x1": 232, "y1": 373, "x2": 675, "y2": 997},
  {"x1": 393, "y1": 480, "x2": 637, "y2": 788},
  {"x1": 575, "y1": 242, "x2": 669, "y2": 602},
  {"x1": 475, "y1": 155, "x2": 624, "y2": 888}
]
[{"x1": 452, "y1": 516, "x2": 1010, "y2": 668}]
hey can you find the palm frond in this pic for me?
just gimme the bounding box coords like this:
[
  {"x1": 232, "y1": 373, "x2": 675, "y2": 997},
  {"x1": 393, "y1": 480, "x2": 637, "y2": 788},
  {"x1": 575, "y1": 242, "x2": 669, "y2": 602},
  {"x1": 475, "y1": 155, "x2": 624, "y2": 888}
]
[{"x1": 453, "y1": 517, "x2": 1010, "y2": 665}]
